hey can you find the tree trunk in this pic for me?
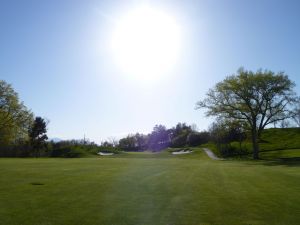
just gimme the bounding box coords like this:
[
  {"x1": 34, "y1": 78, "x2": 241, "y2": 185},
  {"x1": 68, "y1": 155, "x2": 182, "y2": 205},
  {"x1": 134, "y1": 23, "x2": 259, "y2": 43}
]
[{"x1": 251, "y1": 129, "x2": 259, "y2": 159}]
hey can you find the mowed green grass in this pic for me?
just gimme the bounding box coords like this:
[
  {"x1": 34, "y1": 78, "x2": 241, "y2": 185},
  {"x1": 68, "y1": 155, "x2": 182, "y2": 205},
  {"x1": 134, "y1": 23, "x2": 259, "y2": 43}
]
[{"x1": 0, "y1": 149, "x2": 299, "y2": 225}]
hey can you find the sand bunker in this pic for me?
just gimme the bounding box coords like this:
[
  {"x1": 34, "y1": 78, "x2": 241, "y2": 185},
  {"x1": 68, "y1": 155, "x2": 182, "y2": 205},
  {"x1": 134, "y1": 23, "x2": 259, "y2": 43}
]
[
  {"x1": 172, "y1": 150, "x2": 192, "y2": 155},
  {"x1": 98, "y1": 152, "x2": 114, "y2": 156}
]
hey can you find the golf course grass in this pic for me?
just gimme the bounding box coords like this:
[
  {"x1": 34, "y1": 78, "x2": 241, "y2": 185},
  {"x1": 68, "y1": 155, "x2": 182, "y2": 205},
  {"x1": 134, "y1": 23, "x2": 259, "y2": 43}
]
[{"x1": 0, "y1": 148, "x2": 299, "y2": 225}]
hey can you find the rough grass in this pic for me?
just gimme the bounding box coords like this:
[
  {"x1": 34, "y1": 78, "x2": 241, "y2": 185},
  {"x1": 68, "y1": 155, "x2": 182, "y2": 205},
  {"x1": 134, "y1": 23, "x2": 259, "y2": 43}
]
[
  {"x1": 259, "y1": 128, "x2": 300, "y2": 150},
  {"x1": 0, "y1": 148, "x2": 299, "y2": 225},
  {"x1": 260, "y1": 149, "x2": 300, "y2": 160},
  {"x1": 241, "y1": 127, "x2": 300, "y2": 151}
]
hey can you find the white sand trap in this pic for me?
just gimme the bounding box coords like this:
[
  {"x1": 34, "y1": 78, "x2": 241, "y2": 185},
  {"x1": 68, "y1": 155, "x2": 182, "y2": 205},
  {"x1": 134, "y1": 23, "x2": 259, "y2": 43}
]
[
  {"x1": 172, "y1": 150, "x2": 193, "y2": 155},
  {"x1": 98, "y1": 152, "x2": 114, "y2": 156}
]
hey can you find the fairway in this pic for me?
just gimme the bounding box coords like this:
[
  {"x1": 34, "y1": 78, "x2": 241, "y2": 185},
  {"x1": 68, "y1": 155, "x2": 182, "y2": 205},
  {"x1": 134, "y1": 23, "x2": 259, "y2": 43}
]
[{"x1": 0, "y1": 149, "x2": 299, "y2": 225}]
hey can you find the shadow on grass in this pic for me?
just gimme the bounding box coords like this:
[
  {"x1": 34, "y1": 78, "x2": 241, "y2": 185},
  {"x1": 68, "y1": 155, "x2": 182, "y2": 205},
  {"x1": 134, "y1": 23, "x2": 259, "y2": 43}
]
[
  {"x1": 259, "y1": 157, "x2": 300, "y2": 167},
  {"x1": 236, "y1": 157, "x2": 300, "y2": 167},
  {"x1": 227, "y1": 148, "x2": 300, "y2": 167},
  {"x1": 30, "y1": 182, "x2": 45, "y2": 185}
]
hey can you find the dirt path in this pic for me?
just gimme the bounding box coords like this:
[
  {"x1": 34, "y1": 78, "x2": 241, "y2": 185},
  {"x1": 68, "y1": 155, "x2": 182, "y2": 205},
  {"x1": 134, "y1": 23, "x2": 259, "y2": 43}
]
[{"x1": 202, "y1": 148, "x2": 223, "y2": 160}]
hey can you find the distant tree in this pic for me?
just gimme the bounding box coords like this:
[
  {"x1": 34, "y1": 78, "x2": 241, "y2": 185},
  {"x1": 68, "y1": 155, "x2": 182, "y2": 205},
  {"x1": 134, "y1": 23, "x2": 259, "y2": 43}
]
[
  {"x1": 187, "y1": 131, "x2": 210, "y2": 146},
  {"x1": 292, "y1": 105, "x2": 300, "y2": 127},
  {"x1": 148, "y1": 125, "x2": 170, "y2": 150},
  {"x1": 169, "y1": 122, "x2": 192, "y2": 139},
  {"x1": 170, "y1": 134, "x2": 187, "y2": 148},
  {"x1": 107, "y1": 136, "x2": 119, "y2": 147},
  {"x1": 118, "y1": 135, "x2": 137, "y2": 151},
  {"x1": 168, "y1": 122, "x2": 194, "y2": 147},
  {"x1": 208, "y1": 120, "x2": 236, "y2": 157},
  {"x1": 208, "y1": 119, "x2": 244, "y2": 144},
  {"x1": 280, "y1": 119, "x2": 291, "y2": 128},
  {"x1": 29, "y1": 117, "x2": 48, "y2": 157},
  {"x1": 196, "y1": 68, "x2": 299, "y2": 159},
  {"x1": 101, "y1": 141, "x2": 113, "y2": 147},
  {"x1": 134, "y1": 133, "x2": 148, "y2": 151},
  {"x1": 190, "y1": 123, "x2": 198, "y2": 132},
  {"x1": 0, "y1": 80, "x2": 33, "y2": 147}
]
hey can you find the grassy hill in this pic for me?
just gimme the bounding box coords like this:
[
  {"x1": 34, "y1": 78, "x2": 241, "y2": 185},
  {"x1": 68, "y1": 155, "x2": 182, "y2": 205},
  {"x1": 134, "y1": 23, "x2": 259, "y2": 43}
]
[
  {"x1": 207, "y1": 127, "x2": 300, "y2": 159},
  {"x1": 259, "y1": 127, "x2": 300, "y2": 151},
  {"x1": 0, "y1": 148, "x2": 299, "y2": 225}
]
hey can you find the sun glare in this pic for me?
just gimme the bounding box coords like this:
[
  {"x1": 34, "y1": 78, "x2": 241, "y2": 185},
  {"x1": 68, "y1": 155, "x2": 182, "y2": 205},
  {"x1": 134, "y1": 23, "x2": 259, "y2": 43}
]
[{"x1": 111, "y1": 5, "x2": 181, "y2": 82}]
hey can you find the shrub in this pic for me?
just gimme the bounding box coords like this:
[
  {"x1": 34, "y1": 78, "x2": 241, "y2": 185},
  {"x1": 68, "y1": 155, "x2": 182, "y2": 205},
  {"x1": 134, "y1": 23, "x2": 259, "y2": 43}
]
[
  {"x1": 50, "y1": 146, "x2": 86, "y2": 158},
  {"x1": 187, "y1": 132, "x2": 210, "y2": 146},
  {"x1": 170, "y1": 134, "x2": 187, "y2": 148},
  {"x1": 216, "y1": 143, "x2": 248, "y2": 157}
]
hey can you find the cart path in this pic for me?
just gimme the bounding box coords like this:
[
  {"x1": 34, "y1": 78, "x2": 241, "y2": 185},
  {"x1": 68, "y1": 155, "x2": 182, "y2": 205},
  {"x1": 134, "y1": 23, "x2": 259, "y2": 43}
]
[{"x1": 202, "y1": 148, "x2": 223, "y2": 160}]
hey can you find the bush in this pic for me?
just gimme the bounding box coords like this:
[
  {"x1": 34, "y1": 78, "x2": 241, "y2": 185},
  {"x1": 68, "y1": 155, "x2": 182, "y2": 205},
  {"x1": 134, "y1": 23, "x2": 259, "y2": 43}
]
[
  {"x1": 50, "y1": 146, "x2": 86, "y2": 158},
  {"x1": 170, "y1": 134, "x2": 187, "y2": 148},
  {"x1": 0, "y1": 144, "x2": 33, "y2": 157},
  {"x1": 216, "y1": 143, "x2": 248, "y2": 157},
  {"x1": 187, "y1": 132, "x2": 210, "y2": 146}
]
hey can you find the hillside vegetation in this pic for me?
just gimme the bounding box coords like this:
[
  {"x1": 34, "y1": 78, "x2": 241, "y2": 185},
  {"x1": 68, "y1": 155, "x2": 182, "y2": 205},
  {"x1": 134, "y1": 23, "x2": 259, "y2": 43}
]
[
  {"x1": 213, "y1": 128, "x2": 300, "y2": 159},
  {"x1": 259, "y1": 128, "x2": 300, "y2": 151}
]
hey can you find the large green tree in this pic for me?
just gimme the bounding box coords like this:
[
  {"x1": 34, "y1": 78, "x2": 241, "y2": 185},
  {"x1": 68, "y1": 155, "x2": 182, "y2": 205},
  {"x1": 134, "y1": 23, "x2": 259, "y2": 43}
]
[
  {"x1": 0, "y1": 80, "x2": 33, "y2": 146},
  {"x1": 196, "y1": 68, "x2": 299, "y2": 159}
]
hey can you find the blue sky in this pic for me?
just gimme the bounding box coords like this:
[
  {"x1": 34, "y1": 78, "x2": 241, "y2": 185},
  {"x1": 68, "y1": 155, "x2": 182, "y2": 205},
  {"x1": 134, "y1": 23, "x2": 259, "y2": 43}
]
[{"x1": 1, "y1": 0, "x2": 300, "y2": 142}]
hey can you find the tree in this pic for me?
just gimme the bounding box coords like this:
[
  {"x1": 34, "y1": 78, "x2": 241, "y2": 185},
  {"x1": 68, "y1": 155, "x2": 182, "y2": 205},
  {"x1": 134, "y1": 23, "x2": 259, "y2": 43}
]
[
  {"x1": 134, "y1": 133, "x2": 148, "y2": 151},
  {"x1": 169, "y1": 122, "x2": 192, "y2": 139},
  {"x1": 101, "y1": 141, "x2": 113, "y2": 147},
  {"x1": 208, "y1": 119, "x2": 247, "y2": 156},
  {"x1": 0, "y1": 80, "x2": 33, "y2": 146},
  {"x1": 107, "y1": 136, "x2": 119, "y2": 147},
  {"x1": 292, "y1": 105, "x2": 300, "y2": 127},
  {"x1": 168, "y1": 122, "x2": 194, "y2": 147},
  {"x1": 187, "y1": 131, "x2": 210, "y2": 147},
  {"x1": 29, "y1": 117, "x2": 48, "y2": 157},
  {"x1": 148, "y1": 125, "x2": 170, "y2": 150},
  {"x1": 118, "y1": 135, "x2": 137, "y2": 151},
  {"x1": 196, "y1": 68, "x2": 299, "y2": 159},
  {"x1": 170, "y1": 134, "x2": 187, "y2": 148},
  {"x1": 279, "y1": 119, "x2": 291, "y2": 128}
]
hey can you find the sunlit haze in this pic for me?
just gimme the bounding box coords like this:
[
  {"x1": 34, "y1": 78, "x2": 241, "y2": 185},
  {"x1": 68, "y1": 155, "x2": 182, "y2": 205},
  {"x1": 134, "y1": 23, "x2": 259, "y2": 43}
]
[{"x1": 111, "y1": 5, "x2": 181, "y2": 82}]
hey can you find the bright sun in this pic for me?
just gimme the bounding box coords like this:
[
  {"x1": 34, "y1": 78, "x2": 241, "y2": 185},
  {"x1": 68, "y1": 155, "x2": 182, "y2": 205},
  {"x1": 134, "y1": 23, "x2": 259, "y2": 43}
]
[{"x1": 111, "y1": 5, "x2": 181, "y2": 82}]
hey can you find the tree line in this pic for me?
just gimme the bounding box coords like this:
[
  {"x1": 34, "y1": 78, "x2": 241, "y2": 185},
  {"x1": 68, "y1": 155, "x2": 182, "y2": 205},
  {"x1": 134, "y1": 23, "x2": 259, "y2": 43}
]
[
  {"x1": 102, "y1": 120, "x2": 248, "y2": 157},
  {"x1": 114, "y1": 123, "x2": 211, "y2": 151},
  {"x1": 1, "y1": 68, "x2": 299, "y2": 159}
]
